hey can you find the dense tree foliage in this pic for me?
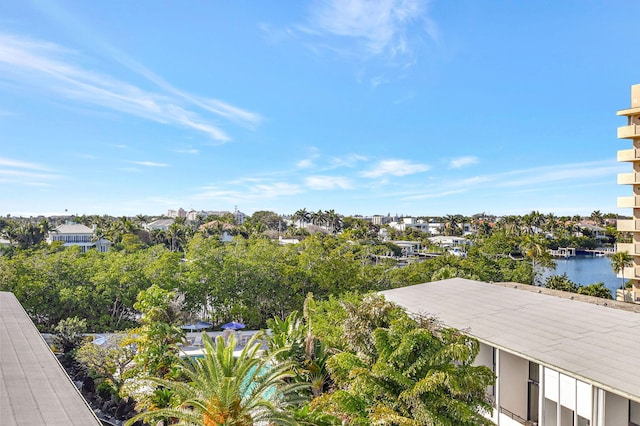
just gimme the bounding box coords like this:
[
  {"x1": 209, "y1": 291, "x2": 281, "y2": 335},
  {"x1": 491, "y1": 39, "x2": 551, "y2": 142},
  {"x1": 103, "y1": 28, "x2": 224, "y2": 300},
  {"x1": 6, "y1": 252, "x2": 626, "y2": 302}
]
[
  {"x1": 126, "y1": 332, "x2": 307, "y2": 426},
  {"x1": 1, "y1": 208, "x2": 622, "y2": 332},
  {"x1": 309, "y1": 294, "x2": 495, "y2": 425}
]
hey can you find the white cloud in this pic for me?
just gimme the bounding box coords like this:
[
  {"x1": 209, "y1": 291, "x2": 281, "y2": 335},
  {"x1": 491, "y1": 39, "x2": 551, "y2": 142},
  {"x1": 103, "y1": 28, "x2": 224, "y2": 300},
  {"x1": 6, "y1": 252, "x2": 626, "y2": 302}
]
[
  {"x1": 194, "y1": 182, "x2": 303, "y2": 202},
  {"x1": 449, "y1": 156, "x2": 479, "y2": 169},
  {"x1": 130, "y1": 161, "x2": 169, "y2": 167},
  {"x1": 495, "y1": 160, "x2": 620, "y2": 188},
  {"x1": 0, "y1": 31, "x2": 262, "y2": 142},
  {"x1": 329, "y1": 154, "x2": 368, "y2": 168},
  {"x1": 305, "y1": 175, "x2": 353, "y2": 190},
  {"x1": 392, "y1": 160, "x2": 620, "y2": 202},
  {"x1": 361, "y1": 159, "x2": 430, "y2": 178},
  {"x1": 0, "y1": 157, "x2": 61, "y2": 187},
  {"x1": 0, "y1": 156, "x2": 51, "y2": 171},
  {"x1": 297, "y1": 159, "x2": 314, "y2": 169},
  {"x1": 307, "y1": 0, "x2": 434, "y2": 58},
  {"x1": 402, "y1": 189, "x2": 466, "y2": 201},
  {"x1": 0, "y1": 169, "x2": 60, "y2": 180},
  {"x1": 174, "y1": 148, "x2": 199, "y2": 155}
]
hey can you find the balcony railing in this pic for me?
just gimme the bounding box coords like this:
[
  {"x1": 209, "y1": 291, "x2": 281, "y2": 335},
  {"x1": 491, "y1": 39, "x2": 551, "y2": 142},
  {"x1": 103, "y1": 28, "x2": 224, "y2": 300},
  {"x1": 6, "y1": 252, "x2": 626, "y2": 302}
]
[
  {"x1": 617, "y1": 148, "x2": 640, "y2": 162},
  {"x1": 618, "y1": 172, "x2": 640, "y2": 185},
  {"x1": 616, "y1": 219, "x2": 640, "y2": 232},
  {"x1": 618, "y1": 124, "x2": 640, "y2": 139},
  {"x1": 615, "y1": 242, "x2": 640, "y2": 255},
  {"x1": 499, "y1": 407, "x2": 537, "y2": 426},
  {"x1": 617, "y1": 196, "x2": 640, "y2": 208}
]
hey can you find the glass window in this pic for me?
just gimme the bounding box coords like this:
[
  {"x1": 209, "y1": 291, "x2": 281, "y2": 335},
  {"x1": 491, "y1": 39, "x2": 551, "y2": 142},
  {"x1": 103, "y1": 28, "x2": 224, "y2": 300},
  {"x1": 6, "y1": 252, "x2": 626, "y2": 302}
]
[{"x1": 631, "y1": 400, "x2": 640, "y2": 426}]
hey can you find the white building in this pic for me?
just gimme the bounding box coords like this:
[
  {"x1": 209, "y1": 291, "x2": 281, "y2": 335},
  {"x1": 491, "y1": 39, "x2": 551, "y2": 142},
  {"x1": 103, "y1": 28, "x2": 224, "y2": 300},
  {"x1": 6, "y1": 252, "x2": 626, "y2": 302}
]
[
  {"x1": 145, "y1": 218, "x2": 174, "y2": 231},
  {"x1": 380, "y1": 278, "x2": 640, "y2": 426},
  {"x1": 46, "y1": 223, "x2": 111, "y2": 253}
]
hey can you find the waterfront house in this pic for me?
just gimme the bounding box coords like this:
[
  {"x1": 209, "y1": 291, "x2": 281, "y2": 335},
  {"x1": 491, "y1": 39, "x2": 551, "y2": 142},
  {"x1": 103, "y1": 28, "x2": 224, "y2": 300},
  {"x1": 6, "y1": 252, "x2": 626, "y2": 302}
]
[{"x1": 46, "y1": 223, "x2": 111, "y2": 253}]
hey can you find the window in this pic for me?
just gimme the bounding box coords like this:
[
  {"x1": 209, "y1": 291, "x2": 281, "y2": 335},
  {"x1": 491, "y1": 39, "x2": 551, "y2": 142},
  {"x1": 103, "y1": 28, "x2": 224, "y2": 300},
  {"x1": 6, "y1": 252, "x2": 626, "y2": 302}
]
[
  {"x1": 528, "y1": 361, "x2": 539, "y2": 423},
  {"x1": 631, "y1": 400, "x2": 640, "y2": 426}
]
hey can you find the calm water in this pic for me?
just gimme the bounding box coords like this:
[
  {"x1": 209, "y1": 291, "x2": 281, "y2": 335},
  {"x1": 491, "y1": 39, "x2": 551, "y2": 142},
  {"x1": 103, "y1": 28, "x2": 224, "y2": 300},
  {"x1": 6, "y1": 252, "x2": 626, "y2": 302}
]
[{"x1": 537, "y1": 255, "x2": 623, "y2": 296}]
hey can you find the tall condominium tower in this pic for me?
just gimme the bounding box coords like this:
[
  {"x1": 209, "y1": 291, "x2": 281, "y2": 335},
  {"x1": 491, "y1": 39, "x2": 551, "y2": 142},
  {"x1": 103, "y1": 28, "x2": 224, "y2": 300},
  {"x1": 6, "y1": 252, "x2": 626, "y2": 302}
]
[{"x1": 616, "y1": 84, "x2": 640, "y2": 303}]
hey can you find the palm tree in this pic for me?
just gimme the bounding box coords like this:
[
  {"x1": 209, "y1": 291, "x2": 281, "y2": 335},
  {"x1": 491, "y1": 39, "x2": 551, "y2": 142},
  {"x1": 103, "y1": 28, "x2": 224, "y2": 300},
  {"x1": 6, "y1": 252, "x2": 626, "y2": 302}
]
[
  {"x1": 590, "y1": 210, "x2": 604, "y2": 226},
  {"x1": 310, "y1": 210, "x2": 326, "y2": 227},
  {"x1": 500, "y1": 215, "x2": 522, "y2": 237},
  {"x1": 444, "y1": 214, "x2": 462, "y2": 236},
  {"x1": 323, "y1": 209, "x2": 342, "y2": 234},
  {"x1": 292, "y1": 208, "x2": 310, "y2": 229},
  {"x1": 611, "y1": 250, "x2": 633, "y2": 288},
  {"x1": 126, "y1": 332, "x2": 307, "y2": 426}
]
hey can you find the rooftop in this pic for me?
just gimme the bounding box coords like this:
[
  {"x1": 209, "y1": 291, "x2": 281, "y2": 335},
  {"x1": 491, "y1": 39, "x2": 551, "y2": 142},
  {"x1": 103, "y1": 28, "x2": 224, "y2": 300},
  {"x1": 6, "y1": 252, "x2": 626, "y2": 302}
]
[
  {"x1": 380, "y1": 278, "x2": 640, "y2": 403},
  {"x1": 0, "y1": 292, "x2": 101, "y2": 425},
  {"x1": 51, "y1": 223, "x2": 94, "y2": 234}
]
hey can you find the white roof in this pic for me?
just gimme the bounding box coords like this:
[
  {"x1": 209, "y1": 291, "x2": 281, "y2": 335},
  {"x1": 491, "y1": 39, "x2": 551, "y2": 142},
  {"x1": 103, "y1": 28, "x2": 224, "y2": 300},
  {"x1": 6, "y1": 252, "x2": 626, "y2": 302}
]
[
  {"x1": 146, "y1": 219, "x2": 174, "y2": 229},
  {"x1": 380, "y1": 278, "x2": 640, "y2": 403},
  {"x1": 52, "y1": 223, "x2": 93, "y2": 234}
]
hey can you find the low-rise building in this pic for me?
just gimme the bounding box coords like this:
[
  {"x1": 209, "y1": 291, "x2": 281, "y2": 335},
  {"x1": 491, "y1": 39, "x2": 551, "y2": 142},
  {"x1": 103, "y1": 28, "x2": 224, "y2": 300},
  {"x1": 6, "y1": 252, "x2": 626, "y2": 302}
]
[
  {"x1": 46, "y1": 223, "x2": 111, "y2": 253},
  {"x1": 145, "y1": 218, "x2": 174, "y2": 231},
  {"x1": 381, "y1": 278, "x2": 640, "y2": 426}
]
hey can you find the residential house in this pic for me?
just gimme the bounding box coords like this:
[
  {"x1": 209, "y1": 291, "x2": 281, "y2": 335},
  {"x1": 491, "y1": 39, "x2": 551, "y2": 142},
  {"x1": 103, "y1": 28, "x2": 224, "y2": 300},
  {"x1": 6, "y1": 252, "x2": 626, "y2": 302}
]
[
  {"x1": 145, "y1": 218, "x2": 174, "y2": 231},
  {"x1": 46, "y1": 223, "x2": 111, "y2": 252}
]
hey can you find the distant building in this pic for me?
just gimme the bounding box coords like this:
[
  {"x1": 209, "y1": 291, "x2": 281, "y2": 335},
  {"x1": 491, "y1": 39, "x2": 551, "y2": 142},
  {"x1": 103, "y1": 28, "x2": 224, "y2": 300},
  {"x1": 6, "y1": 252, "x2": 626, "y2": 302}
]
[
  {"x1": 168, "y1": 208, "x2": 246, "y2": 225},
  {"x1": 615, "y1": 83, "x2": 640, "y2": 303},
  {"x1": 371, "y1": 215, "x2": 390, "y2": 226},
  {"x1": 167, "y1": 208, "x2": 186, "y2": 218},
  {"x1": 145, "y1": 218, "x2": 174, "y2": 231},
  {"x1": 46, "y1": 223, "x2": 111, "y2": 253},
  {"x1": 577, "y1": 222, "x2": 607, "y2": 240}
]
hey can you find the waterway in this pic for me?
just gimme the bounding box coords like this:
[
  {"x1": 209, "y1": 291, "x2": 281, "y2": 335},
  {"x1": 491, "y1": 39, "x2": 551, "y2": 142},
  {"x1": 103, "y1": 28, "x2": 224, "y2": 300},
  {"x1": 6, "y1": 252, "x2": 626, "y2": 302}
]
[{"x1": 537, "y1": 254, "x2": 623, "y2": 297}]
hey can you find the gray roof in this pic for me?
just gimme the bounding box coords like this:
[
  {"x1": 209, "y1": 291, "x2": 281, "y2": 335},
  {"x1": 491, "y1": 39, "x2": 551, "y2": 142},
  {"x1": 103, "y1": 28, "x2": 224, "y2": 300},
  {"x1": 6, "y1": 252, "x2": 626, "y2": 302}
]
[
  {"x1": 0, "y1": 292, "x2": 101, "y2": 425},
  {"x1": 146, "y1": 219, "x2": 174, "y2": 229},
  {"x1": 52, "y1": 223, "x2": 94, "y2": 234},
  {"x1": 380, "y1": 278, "x2": 640, "y2": 403}
]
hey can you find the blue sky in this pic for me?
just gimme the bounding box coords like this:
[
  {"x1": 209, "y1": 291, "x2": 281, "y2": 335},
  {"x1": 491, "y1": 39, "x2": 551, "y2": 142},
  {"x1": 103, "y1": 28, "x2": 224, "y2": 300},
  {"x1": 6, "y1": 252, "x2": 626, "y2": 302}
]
[{"x1": 1, "y1": 0, "x2": 638, "y2": 218}]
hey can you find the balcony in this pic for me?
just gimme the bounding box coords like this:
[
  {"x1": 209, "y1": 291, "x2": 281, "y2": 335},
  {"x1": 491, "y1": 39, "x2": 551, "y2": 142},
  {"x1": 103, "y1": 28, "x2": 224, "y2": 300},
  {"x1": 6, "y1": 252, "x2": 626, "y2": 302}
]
[
  {"x1": 616, "y1": 288, "x2": 640, "y2": 303},
  {"x1": 617, "y1": 148, "x2": 640, "y2": 162},
  {"x1": 617, "y1": 196, "x2": 640, "y2": 208},
  {"x1": 616, "y1": 219, "x2": 640, "y2": 232},
  {"x1": 618, "y1": 124, "x2": 640, "y2": 139},
  {"x1": 618, "y1": 172, "x2": 640, "y2": 185},
  {"x1": 615, "y1": 242, "x2": 640, "y2": 255}
]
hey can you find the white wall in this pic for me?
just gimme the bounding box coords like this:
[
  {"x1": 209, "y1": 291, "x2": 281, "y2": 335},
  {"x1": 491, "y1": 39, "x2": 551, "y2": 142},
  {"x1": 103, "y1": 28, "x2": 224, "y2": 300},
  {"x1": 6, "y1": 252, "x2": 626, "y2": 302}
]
[
  {"x1": 604, "y1": 391, "x2": 628, "y2": 425},
  {"x1": 499, "y1": 351, "x2": 528, "y2": 418}
]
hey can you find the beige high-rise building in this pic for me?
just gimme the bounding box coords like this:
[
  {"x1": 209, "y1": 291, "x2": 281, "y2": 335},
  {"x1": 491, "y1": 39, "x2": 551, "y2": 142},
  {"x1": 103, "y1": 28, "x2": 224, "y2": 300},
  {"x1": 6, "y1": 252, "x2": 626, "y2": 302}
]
[{"x1": 616, "y1": 83, "x2": 640, "y2": 303}]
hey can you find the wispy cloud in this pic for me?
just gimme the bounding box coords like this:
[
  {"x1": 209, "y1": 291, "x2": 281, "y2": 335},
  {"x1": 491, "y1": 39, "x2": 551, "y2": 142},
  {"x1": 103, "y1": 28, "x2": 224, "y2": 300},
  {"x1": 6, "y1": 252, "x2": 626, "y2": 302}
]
[
  {"x1": 305, "y1": 175, "x2": 353, "y2": 190},
  {"x1": 329, "y1": 154, "x2": 368, "y2": 168},
  {"x1": 130, "y1": 161, "x2": 169, "y2": 167},
  {"x1": 397, "y1": 160, "x2": 620, "y2": 201},
  {"x1": 305, "y1": 0, "x2": 434, "y2": 59},
  {"x1": 494, "y1": 160, "x2": 619, "y2": 188},
  {"x1": 0, "y1": 156, "x2": 52, "y2": 171},
  {"x1": 0, "y1": 31, "x2": 261, "y2": 142},
  {"x1": 194, "y1": 181, "x2": 304, "y2": 202},
  {"x1": 174, "y1": 148, "x2": 200, "y2": 155},
  {"x1": 449, "y1": 156, "x2": 479, "y2": 169},
  {"x1": 297, "y1": 159, "x2": 314, "y2": 169},
  {"x1": 361, "y1": 159, "x2": 430, "y2": 178},
  {"x1": 0, "y1": 157, "x2": 61, "y2": 186}
]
